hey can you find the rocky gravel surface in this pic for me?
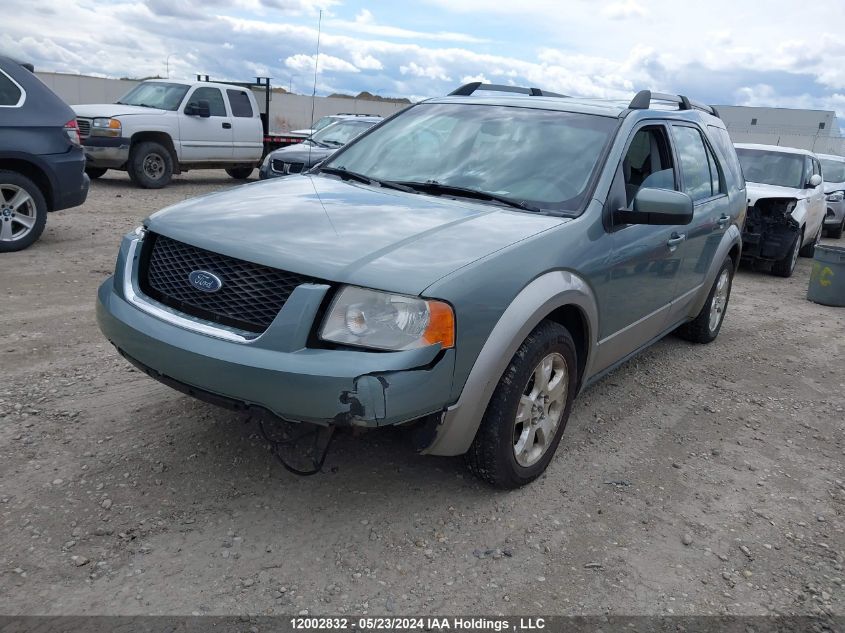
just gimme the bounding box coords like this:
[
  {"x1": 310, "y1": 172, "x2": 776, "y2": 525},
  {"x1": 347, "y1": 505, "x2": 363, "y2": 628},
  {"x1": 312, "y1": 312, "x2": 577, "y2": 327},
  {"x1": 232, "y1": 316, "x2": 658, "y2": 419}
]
[{"x1": 0, "y1": 171, "x2": 843, "y2": 616}]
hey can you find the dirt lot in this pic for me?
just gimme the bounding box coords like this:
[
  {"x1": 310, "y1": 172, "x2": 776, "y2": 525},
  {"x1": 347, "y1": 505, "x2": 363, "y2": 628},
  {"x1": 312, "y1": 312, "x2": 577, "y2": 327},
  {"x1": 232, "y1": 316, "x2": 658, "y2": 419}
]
[{"x1": 1, "y1": 171, "x2": 843, "y2": 617}]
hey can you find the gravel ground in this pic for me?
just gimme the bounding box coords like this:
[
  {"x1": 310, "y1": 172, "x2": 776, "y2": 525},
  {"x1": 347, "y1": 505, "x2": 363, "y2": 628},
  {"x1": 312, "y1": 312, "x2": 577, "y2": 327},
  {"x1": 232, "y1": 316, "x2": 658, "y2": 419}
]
[{"x1": 1, "y1": 171, "x2": 843, "y2": 617}]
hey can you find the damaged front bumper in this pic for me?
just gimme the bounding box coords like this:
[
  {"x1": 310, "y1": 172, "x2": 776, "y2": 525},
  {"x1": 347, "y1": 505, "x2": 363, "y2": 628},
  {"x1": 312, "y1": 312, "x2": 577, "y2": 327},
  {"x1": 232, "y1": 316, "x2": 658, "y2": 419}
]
[
  {"x1": 741, "y1": 198, "x2": 800, "y2": 261},
  {"x1": 95, "y1": 235, "x2": 455, "y2": 428}
]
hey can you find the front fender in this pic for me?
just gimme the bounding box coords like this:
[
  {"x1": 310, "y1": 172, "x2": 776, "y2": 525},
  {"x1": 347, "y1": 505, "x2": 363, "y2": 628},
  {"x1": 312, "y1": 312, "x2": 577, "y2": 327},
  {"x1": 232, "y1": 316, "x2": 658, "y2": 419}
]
[{"x1": 422, "y1": 270, "x2": 598, "y2": 456}]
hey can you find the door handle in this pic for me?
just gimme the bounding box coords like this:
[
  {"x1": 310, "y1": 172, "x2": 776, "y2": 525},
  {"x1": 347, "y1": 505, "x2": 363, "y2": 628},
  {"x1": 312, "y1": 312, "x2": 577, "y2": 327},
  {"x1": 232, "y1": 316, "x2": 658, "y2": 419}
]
[
  {"x1": 222, "y1": 122, "x2": 232, "y2": 129},
  {"x1": 667, "y1": 233, "x2": 686, "y2": 250},
  {"x1": 716, "y1": 214, "x2": 730, "y2": 229}
]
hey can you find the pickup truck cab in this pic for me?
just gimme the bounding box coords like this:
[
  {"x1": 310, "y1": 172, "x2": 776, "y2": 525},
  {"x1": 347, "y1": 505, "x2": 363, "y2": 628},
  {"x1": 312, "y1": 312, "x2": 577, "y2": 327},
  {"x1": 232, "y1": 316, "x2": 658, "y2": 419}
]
[{"x1": 74, "y1": 80, "x2": 264, "y2": 188}]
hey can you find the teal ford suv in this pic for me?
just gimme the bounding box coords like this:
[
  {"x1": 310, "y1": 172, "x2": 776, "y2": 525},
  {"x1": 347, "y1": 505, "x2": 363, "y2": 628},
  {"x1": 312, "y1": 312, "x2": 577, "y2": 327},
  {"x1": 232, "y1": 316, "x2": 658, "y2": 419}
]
[{"x1": 96, "y1": 84, "x2": 746, "y2": 488}]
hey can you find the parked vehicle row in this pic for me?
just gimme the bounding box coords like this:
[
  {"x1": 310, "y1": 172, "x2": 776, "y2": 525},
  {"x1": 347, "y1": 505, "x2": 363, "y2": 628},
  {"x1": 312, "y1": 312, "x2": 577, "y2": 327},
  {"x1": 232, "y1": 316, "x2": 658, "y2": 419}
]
[{"x1": 96, "y1": 83, "x2": 748, "y2": 488}]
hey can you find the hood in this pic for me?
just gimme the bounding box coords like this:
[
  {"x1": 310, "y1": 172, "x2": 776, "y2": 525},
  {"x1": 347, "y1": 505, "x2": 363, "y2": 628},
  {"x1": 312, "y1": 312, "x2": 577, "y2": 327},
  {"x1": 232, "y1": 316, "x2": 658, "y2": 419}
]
[
  {"x1": 72, "y1": 103, "x2": 167, "y2": 118},
  {"x1": 746, "y1": 181, "x2": 804, "y2": 206},
  {"x1": 824, "y1": 181, "x2": 845, "y2": 194},
  {"x1": 145, "y1": 175, "x2": 565, "y2": 294},
  {"x1": 290, "y1": 128, "x2": 314, "y2": 136},
  {"x1": 267, "y1": 143, "x2": 335, "y2": 167}
]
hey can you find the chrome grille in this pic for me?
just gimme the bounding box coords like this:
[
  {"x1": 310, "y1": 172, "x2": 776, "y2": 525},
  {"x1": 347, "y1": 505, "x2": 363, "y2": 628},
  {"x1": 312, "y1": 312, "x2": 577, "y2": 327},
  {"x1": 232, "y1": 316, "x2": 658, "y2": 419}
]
[
  {"x1": 76, "y1": 118, "x2": 91, "y2": 138},
  {"x1": 139, "y1": 233, "x2": 318, "y2": 334},
  {"x1": 271, "y1": 160, "x2": 305, "y2": 175}
]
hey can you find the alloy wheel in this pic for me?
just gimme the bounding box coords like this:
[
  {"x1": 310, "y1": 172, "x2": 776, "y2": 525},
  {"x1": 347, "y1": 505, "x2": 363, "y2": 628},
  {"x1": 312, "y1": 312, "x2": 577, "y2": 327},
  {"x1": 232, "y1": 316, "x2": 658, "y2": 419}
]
[
  {"x1": 513, "y1": 352, "x2": 568, "y2": 467},
  {"x1": 709, "y1": 268, "x2": 731, "y2": 332},
  {"x1": 0, "y1": 184, "x2": 37, "y2": 243}
]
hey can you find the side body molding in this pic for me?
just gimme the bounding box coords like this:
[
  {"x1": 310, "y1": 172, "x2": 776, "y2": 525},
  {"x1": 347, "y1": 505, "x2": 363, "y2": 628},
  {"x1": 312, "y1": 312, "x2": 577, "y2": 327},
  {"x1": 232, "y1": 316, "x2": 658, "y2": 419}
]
[{"x1": 422, "y1": 270, "x2": 598, "y2": 457}]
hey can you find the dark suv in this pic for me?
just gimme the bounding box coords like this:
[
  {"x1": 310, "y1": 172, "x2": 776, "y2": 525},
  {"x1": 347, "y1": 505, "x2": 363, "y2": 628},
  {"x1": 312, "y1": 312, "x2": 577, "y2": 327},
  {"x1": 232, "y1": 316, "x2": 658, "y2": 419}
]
[{"x1": 0, "y1": 56, "x2": 89, "y2": 252}]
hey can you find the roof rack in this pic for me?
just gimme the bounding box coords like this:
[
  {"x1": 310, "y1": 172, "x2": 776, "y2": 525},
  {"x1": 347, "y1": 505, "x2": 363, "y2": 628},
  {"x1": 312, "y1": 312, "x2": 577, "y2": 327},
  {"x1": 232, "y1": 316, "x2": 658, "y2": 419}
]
[
  {"x1": 628, "y1": 90, "x2": 720, "y2": 118},
  {"x1": 449, "y1": 82, "x2": 568, "y2": 98}
]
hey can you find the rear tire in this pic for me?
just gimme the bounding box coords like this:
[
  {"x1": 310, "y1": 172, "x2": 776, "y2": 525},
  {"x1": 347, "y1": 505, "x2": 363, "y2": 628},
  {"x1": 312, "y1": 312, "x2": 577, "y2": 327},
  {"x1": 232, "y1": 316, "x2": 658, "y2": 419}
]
[
  {"x1": 465, "y1": 321, "x2": 578, "y2": 489},
  {"x1": 772, "y1": 230, "x2": 802, "y2": 277},
  {"x1": 85, "y1": 167, "x2": 107, "y2": 179},
  {"x1": 676, "y1": 257, "x2": 733, "y2": 344},
  {"x1": 828, "y1": 220, "x2": 844, "y2": 240},
  {"x1": 0, "y1": 170, "x2": 47, "y2": 253},
  {"x1": 128, "y1": 141, "x2": 173, "y2": 189},
  {"x1": 225, "y1": 167, "x2": 253, "y2": 180}
]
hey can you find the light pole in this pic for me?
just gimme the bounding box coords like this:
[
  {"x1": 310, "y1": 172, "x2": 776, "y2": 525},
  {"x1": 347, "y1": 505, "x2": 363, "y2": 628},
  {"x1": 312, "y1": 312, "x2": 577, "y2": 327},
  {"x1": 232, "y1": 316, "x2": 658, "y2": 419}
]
[{"x1": 165, "y1": 54, "x2": 174, "y2": 79}]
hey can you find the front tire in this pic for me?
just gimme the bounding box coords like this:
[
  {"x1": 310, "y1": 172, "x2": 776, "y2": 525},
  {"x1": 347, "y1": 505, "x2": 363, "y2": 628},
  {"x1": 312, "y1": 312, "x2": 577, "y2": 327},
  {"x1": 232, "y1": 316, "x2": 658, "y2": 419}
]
[
  {"x1": 0, "y1": 170, "x2": 47, "y2": 253},
  {"x1": 676, "y1": 257, "x2": 734, "y2": 344},
  {"x1": 128, "y1": 141, "x2": 173, "y2": 189},
  {"x1": 800, "y1": 223, "x2": 822, "y2": 257},
  {"x1": 772, "y1": 230, "x2": 802, "y2": 277},
  {"x1": 225, "y1": 167, "x2": 253, "y2": 180},
  {"x1": 466, "y1": 321, "x2": 578, "y2": 489},
  {"x1": 85, "y1": 167, "x2": 107, "y2": 179}
]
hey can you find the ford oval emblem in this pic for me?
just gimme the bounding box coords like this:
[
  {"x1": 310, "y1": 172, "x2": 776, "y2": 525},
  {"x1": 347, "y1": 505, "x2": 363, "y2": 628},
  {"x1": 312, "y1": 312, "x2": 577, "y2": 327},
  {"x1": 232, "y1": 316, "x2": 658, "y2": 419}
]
[{"x1": 188, "y1": 270, "x2": 223, "y2": 293}]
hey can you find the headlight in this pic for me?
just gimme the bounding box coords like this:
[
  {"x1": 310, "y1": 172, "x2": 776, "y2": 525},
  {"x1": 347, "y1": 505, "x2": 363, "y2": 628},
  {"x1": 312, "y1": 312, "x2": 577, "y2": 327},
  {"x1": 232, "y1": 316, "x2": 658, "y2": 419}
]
[
  {"x1": 320, "y1": 286, "x2": 455, "y2": 351},
  {"x1": 826, "y1": 191, "x2": 844, "y2": 202},
  {"x1": 91, "y1": 118, "x2": 122, "y2": 137}
]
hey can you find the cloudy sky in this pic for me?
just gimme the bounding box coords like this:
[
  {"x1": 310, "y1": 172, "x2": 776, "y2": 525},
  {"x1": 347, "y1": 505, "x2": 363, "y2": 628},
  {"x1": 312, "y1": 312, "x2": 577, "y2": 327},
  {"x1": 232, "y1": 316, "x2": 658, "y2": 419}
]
[{"x1": 4, "y1": 0, "x2": 845, "y2": 119}]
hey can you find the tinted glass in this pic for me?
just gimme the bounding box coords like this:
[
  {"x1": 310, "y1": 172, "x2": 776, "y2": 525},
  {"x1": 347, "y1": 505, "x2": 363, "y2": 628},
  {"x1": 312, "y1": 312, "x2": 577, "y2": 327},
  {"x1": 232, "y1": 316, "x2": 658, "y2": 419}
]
[
  {"x1": 326, "y1": 103, "x2": 616, "y2": 211},
  {"x1": 190, "y1": 87, "x2": 226, "y2": 117},
  {"x1": 227, "y1": 89, "x2": 253, "y2": 118},
  {"x1": 820, "y1": 158, "x2": 845, "y2": 182},
  {"x1": 311, "y1": 120, "x2": 376, "y2": 147},
  {"x1": 118, "y1": 82, "x2": 189, "y2": 111},
  {"x1": 735, "y1": 148, "x2": 805, "y2": 189},
  {"x1": 0, "y1": 71, "x2": 22, "y2": 106},
  {"x1": 673, "y1": 125, "x2": 712, "y2": 201}
]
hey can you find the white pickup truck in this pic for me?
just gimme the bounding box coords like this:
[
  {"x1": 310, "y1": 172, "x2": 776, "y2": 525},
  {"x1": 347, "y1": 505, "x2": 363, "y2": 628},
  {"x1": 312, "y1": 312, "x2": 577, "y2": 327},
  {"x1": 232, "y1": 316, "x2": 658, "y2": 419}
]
[{"x1": 73, "y1": 79, "x2": 268, "y2": 188}]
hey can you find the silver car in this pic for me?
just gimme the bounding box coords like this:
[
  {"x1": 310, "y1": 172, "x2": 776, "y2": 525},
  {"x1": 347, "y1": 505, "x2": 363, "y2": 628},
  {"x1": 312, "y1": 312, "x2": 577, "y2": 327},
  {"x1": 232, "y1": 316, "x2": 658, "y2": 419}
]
[{"x1": 818, "y1": 153, "x2": 845, "y2": 238}]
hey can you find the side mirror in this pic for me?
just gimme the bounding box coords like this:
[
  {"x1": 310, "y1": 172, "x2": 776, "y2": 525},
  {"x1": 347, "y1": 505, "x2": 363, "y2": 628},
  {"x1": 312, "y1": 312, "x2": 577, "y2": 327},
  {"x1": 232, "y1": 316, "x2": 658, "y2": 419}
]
[
  {"x1": 614, "y1": 188, "x2": 694, "y2": 226},
  {"x1": 808, "y1": 174, "x2": 822, "y2": 188},
  {"x1": 185, "y1": 100, "x2": 211, "y2": 117}
]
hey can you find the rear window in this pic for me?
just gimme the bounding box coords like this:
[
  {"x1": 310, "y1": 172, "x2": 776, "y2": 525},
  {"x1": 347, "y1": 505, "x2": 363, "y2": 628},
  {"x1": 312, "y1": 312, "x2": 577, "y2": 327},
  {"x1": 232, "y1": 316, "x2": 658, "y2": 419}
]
[
  {"x1": 227, "y1": 89, "x2": 254, "y2": 118},
  {"x1": 0, "y1": 70, "x2": 23, "y2": 106}
]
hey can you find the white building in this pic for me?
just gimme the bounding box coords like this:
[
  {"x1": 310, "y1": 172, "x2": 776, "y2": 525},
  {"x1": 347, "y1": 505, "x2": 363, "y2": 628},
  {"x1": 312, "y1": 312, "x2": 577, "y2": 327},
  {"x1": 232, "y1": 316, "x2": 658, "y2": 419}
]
[{"x1": 716, "y1": 105, "x2": 845, "y2": 156}]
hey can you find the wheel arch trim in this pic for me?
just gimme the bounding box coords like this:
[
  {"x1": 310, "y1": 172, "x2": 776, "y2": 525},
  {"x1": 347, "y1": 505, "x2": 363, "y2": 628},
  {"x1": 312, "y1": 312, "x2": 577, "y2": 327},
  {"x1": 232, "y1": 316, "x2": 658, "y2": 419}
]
[{"x1": 422, "y1": 270, "x2": 598, "y2": 457}]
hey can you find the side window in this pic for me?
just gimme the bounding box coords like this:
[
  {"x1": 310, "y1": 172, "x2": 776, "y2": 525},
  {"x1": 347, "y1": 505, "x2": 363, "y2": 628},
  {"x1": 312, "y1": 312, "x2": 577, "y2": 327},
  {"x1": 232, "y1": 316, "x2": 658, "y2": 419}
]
[
  {"x1": 707, "y1": 125, "x2": 744, "y2": 188},
  {"x1": 672, "y1": 125, "x2": 721, "y2": 201},
  {"x1": 813, "y1": 158, "x2": 821, "y2": 179},
  {"x1": 227, "y1": 89, "x2": 253, "y2": 118},
  {"x1": 188, "y1": 87, "x2": 227, "y2": 117},
  {"x1": 0, "y1": 70, "x2": 22, "y2": 106},
  {"x1": 621, "y1": 126, "x2": 676, "y2": 206}
]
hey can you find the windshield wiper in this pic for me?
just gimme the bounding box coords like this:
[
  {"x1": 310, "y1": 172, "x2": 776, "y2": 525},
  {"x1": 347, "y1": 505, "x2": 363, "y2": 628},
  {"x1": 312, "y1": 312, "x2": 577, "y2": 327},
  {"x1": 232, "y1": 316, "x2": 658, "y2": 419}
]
[
  {"x1": 397, "y1": 180, "x2": 541, "y2": 212},
  {"x1": 318, "y1": 166, "x2": 415, "y2": 193},
  {"x1": 306, "y1": 138, "x2": 330, "y2": 148}
]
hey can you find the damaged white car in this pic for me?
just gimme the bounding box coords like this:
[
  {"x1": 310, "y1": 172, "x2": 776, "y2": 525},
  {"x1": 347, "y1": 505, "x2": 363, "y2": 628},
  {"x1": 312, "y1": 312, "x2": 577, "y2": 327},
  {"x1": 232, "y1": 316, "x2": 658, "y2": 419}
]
[{"x1": 734, "y1": 143, "x2": 826, "y2": 277}]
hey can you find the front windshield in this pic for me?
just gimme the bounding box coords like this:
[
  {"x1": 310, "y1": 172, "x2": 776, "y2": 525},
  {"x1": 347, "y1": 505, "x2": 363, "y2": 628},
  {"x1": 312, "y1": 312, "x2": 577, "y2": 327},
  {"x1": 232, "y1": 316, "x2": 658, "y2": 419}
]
[
  {"x1": 311, "y1": 120, "x2": 376, "y2": 147},
  {"x1": 323, "y1": 103, "x2": 616, "y2": 211},
  {"x1": 312, "y1": 116, "x2": 338, "y2": 132},
  {"x1": 118, "y1": 82, "x2": 190, "y2": 111},
  {"x1": 735, "y1": 148, "x2": 806, "y2": 189},
  {"x1": 820, "y1": 158, "x2": 845, "y2": 183}
]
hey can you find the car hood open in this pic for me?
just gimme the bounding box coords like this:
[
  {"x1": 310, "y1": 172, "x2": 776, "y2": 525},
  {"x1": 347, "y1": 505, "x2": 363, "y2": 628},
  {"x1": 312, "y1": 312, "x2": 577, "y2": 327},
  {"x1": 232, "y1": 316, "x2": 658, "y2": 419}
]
[
  {"x1": 72, "y1": 104, "x2": 168, "y2": 118},
  {"x1": 145, "y1": 175, "x2": 566, "y2": 295},
  {"x1": 746, "y1": 182, "x2": 805, "y2": 206}
]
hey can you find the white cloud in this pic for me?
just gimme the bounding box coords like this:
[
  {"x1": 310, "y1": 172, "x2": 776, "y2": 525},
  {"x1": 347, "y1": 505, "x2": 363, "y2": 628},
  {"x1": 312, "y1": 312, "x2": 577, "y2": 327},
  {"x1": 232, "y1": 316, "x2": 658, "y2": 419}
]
[
  {"x1": 601, "y1": 0, "x2": 646, "y2": 19},
  {"x1": 285, "y1": 53, "x2": 360, "y2": 73}
]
